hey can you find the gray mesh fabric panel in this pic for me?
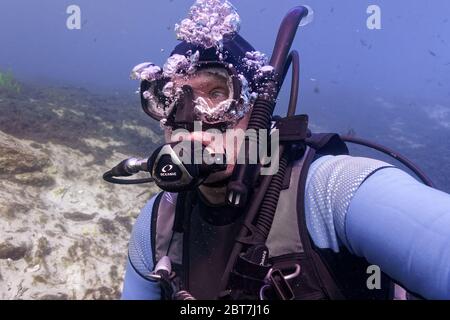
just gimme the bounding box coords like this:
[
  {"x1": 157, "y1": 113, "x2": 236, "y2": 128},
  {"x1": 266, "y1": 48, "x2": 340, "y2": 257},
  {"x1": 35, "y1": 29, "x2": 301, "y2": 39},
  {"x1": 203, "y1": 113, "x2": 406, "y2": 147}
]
[{"x1": 305, "y1": 155, "x2": 393, "y2": 252}]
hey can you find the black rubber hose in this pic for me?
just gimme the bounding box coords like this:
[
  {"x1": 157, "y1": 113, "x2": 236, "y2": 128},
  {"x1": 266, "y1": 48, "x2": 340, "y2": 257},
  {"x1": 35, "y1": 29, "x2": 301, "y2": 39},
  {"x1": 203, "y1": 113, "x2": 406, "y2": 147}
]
[
  {"x1": 226, "y1": 8, "x2": 307, "y2": 209},
  {"x1": 269, "y1": 6, "x2": 309, "y2": 78},
  {"x1": 340, "y1": 135, "x2": 434, "y2": 187},
  {"x1": 220, "y1": 7, "x2": 308, "y2": 292},
  {"x1": 253, "y1": 51, "x2": 300, "y2": 239},
  {"x1": 247, "y1": 50, "x2": 299, "y2": 131},
  {"x1": 247, "y1": 96, "x2": 277, "y2": 131},
  {"x1": 254, "y1": 151, "x2": 290, "y2": 239},
  {"x1": 219, "y1": 173, "x2": 275, "y2": 291},
  {"x1": 287, "y1": 51, "x2": 300, "y2": 116},
  {"x1": 220, "y1": 50, "x2": 301, "y2": 290},
  {"x1": 102, "y1": 171, "x2": 154, "y2": 185},
  {"x1": 247, "y1": 5, "x2": 306, "y2": 130}
]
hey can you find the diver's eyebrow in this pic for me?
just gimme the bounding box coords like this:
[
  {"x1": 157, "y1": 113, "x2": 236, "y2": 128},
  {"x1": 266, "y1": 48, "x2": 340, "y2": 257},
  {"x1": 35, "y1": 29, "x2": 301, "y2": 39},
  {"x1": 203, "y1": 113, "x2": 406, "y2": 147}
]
[{"x1": 193, "y1": 79, "x2": 228, "y2": 90}]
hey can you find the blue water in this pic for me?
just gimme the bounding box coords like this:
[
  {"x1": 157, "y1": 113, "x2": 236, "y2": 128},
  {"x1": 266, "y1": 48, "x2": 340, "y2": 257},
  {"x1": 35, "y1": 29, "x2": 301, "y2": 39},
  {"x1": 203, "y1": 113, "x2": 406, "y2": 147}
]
[{"x1": 1, "y1": 0, "x2": 449, "y2": 190}]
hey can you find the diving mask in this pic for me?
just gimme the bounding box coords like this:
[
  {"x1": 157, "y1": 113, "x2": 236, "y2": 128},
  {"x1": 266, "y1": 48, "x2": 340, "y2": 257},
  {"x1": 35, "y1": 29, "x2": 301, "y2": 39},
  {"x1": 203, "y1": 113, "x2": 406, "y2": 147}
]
[{"x1": 135, "y1": 61, "x2": 254, "y2": 130}]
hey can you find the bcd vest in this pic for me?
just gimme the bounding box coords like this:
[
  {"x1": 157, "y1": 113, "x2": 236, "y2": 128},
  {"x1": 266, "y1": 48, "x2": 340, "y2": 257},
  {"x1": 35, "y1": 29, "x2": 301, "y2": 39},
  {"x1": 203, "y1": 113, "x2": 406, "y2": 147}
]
[{"x1": 148, "y1": 133, "x2": 394, "y2": 300}]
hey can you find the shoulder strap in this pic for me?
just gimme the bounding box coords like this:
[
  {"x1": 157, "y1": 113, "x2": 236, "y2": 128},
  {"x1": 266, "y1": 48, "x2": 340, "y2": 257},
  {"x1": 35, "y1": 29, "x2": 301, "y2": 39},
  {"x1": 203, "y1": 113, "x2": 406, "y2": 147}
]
[
  {"x1": 151, "y1": 192, "x2": 186, "y2": 266},
  {"x1": 297, "y1": 143, "x2": 346, "y2": 300},
  {"x1": 306, "y1": 133, "x2": 349, "y2": 156}
]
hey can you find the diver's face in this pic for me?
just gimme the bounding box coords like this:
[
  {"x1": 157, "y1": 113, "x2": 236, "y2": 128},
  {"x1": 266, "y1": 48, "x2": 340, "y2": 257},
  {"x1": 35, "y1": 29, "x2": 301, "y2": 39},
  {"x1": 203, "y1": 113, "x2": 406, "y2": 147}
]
[
  {"x1": 173, "y1": 69, "x2": 231, "y2": 107},
  {"x1": 164, "y1": 70, "x2": 251, "y2": 184}
]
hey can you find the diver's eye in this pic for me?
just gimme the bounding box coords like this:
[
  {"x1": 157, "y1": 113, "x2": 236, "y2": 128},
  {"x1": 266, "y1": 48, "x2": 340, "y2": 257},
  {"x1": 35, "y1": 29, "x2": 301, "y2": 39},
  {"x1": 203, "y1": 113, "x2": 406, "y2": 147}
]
[{"x1": 210, "y1": 89, "x2": 228, "y2": 101}]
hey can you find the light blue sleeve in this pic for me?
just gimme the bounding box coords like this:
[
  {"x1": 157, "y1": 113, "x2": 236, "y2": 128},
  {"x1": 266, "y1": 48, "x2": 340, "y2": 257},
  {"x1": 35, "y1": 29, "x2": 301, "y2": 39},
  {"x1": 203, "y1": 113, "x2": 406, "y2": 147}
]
[
  {"x1": 305, "y1": 155, "x2": 394, "y2": 252},
  {"x1": 305, "y1": 155, "x2": 450, "y2": 299},
  {"x1": 121, "y1": 195, "x2": 162, "y2": 300},
  {"x1": 346, "y1": 167, "x2": 450, "y2": 300}
]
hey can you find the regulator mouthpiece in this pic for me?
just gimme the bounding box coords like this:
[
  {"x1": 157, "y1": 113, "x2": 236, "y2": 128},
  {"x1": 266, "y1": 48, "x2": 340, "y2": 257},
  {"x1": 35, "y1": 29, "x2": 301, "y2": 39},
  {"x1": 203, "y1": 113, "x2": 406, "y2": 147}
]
[{"x1": 147, "y1": 140, "x2": 227, "y2": 192}]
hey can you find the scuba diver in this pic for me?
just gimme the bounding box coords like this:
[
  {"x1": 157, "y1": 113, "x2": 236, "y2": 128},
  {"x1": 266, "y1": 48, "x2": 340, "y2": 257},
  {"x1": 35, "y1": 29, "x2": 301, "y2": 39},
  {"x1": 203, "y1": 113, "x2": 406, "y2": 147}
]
[{"x1": 104, "y1": 1, "x2": 450, "y2": 300}]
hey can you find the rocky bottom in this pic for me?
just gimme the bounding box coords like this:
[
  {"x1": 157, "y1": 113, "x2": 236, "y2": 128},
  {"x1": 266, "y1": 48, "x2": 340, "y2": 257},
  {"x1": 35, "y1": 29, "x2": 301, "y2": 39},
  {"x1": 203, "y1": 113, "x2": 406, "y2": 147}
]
[{"x1": 0, "y1": 85, "x2": 161, "y2": 299}]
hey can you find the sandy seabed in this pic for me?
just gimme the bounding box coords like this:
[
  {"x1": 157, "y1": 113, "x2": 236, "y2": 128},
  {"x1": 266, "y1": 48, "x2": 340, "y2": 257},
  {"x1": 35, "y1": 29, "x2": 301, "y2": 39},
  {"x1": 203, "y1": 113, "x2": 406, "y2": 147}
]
[{"x1": 0, "y1": 84, "x2": 161, "y2": 299}]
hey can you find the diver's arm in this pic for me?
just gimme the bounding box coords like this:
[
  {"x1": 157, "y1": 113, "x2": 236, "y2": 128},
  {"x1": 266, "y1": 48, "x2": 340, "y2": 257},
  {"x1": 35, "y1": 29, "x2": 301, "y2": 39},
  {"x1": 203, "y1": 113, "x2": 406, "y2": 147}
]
[
  {"x1": 305, "y1": 155, "x2": 450, "y2": 300},
  {"x1": 345, "y1": 166, "x2": 450, "y2": 299},
  {"x1": 121, "y1": 196, "x2": 161, "y2": 300}
]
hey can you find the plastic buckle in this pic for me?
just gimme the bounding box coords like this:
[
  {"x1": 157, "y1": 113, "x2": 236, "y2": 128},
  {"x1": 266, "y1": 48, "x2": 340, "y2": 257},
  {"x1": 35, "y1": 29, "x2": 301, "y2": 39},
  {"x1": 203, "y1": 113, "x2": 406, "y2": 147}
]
[
  {"x1": 276, "y1": 115, "x2": 309, "y2": 142},
  {"x1": 259, "y1": 264, "x2": 301, "y2": 300}
]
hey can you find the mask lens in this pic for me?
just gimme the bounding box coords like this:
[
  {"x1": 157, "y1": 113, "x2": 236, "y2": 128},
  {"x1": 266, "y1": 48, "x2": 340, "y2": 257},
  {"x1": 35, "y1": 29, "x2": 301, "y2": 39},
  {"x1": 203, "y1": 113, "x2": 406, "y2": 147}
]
[
  {"x1": 141, "y1": 63, "x2": 252, "y2": 127},
  {"x1": 188, "y1": 67, "x2": 237, "y2": 124},
  {"x1": 140, "y1": 78, "x2": 176, "y2": 121},
  {"x1": 168, "y1": 66, "x2": 242, "y2": 126}
]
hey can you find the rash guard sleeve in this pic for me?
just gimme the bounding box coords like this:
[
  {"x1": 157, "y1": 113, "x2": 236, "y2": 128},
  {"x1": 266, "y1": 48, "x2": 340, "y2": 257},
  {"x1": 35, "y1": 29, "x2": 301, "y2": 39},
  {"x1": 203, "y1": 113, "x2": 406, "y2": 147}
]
[
  {"x1": 305, "y1": 155, "x2": 450, "y2": 300},
  {"x1": 345, "y1": 166, "x2": 450, "y2": 299},
  {"x1": 121, "y1": 195, "x2": 161, "y2": 300}
]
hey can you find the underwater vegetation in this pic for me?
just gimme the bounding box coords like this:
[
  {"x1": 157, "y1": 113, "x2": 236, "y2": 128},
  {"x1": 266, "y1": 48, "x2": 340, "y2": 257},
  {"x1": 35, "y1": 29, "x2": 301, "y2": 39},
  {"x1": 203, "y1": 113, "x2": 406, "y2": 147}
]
[{"x1": 0, "y1": 70, "x2": 21, "y2": 94}]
